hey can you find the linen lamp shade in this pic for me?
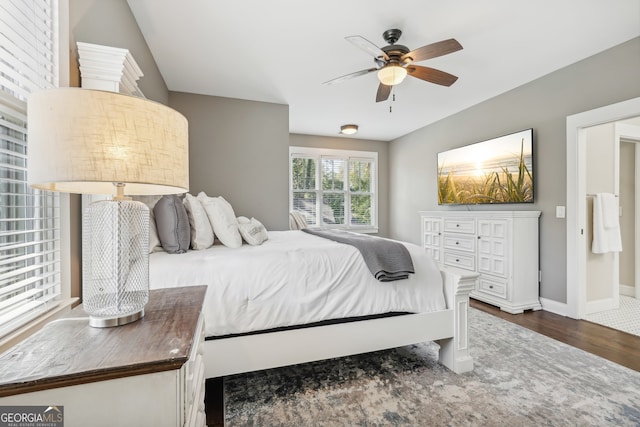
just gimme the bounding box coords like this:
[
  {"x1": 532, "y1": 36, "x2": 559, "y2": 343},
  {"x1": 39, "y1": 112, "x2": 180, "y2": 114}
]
[{"x1": 27, "y1": 88, "x2": 189, "y2": 196}]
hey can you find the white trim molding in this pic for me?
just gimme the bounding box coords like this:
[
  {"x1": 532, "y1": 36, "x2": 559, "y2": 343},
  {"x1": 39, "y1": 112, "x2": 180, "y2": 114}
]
[
  {"x1": 539, "y1": 297, "x2": 568, "y2": 317},
  {"x1": 566, "y1": 97, "x2": 640, "y2": 319},
  {"x1": 77, "y1": 42, "x2": 144, "y2": 97}
]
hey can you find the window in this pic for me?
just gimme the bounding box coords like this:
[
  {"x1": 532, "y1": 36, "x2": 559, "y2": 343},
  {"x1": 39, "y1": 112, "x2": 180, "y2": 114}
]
[
  {"x1": 290, "y1": 147, "x2": 377, "y2": 232},
  {"x1": 0, "y1": 0, "x2": 62, "y2": 339}
]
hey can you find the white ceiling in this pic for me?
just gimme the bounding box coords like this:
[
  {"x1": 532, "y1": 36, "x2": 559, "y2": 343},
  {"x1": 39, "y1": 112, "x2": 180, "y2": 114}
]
[{"x1": 126, "y1": 0, "x2": 640, "y2": 141}]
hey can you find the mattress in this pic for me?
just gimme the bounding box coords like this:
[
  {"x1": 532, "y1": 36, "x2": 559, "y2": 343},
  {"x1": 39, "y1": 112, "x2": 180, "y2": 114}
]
[{"x1": 149, "y1": 230, "x2": 446, "y2": 337}]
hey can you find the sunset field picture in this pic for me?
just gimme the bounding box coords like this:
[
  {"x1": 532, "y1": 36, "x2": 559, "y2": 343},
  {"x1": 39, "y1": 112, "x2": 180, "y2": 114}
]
[{"x1": 437, "y1": 129, "x2": 533, "y2": 205}]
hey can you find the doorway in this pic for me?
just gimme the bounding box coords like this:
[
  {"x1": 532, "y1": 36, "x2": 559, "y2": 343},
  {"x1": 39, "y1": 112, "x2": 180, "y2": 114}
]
[
  {"x1": 566, "y1": 97, "x2": 640, "y2": 320},
  {"x1": 618, "y1": 132, "x2": 640, "y2": 301}
]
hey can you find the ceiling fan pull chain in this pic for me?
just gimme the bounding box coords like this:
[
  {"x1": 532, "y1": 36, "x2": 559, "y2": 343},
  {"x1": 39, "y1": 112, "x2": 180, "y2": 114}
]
[{"x1": 388, "y1": 93, "x2": 396, "y2": 113}]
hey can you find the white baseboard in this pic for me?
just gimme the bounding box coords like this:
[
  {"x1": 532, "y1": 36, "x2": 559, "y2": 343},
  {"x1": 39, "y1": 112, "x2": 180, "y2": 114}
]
[
  {"x1": 586, "y1": 297, "x2": 618, "y2": 314},
  {"x1": 540, "y1": 297, "x2": 568, "y2": 316},
  {"x1": 542, "y1": 289, "x2": 635, "y2": 319},
  {"x1": 620, "y1": 284, "x2": 636, "y2": 297}
]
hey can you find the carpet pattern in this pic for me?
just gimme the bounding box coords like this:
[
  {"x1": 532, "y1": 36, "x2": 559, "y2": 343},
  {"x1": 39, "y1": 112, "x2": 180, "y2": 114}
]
[{"x1": 224, "y1": 308, "x2": 640, "y2": 426}]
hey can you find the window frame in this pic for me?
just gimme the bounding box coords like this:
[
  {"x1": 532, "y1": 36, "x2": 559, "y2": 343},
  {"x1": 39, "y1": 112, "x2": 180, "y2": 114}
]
[
  {"x1": 289, "y1": 146, "x2": 378, "y2": 233},
  {"x1": 0, "y1": 0, "x2": 72, "y2": 351}
]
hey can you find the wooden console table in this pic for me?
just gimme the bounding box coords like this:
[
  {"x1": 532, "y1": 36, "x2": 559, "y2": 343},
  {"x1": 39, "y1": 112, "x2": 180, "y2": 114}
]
[{"x1": 0, "y1": 286, "x2": 207, "y2": 427}]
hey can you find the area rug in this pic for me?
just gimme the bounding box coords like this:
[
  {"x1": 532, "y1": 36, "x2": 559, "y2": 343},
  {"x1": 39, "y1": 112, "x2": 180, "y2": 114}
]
[{"x1": 224, "y1": 308, "x2": 640, "y2": 426}]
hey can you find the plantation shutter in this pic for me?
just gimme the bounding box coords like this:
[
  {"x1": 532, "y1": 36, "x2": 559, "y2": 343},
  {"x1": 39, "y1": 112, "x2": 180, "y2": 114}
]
[
  {"x1": 291, "y1": 155, "x2": 318, "y2": 226},
  {"x1": 290, "y1": 147, "x2": 377, "y2": 231},
  {"x1": 349, "y1": 158, "x2": 373, "y2": 226},
  {"x1": 0, "y1": 0, "x2": 61, "y2": 339},
  {"x1": 321, "y1": 157, "x2": 345, "y2": 225}
]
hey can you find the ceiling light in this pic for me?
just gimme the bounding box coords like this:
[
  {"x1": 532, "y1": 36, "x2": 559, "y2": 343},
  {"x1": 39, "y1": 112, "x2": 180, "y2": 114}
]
[
  {"x1": 340, "y1": 124, "x2": 358, "y2": 135},
  {"x1": 377, "y1": 63, "x2": 407, "y2": 86}
]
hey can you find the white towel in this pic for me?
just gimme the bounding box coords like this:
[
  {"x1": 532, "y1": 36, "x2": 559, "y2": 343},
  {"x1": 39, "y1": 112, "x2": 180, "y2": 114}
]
[
  {"x1": 601, "y1": 193, "x2": 618, "y2": 229},
  {"x1": 591, "y1": 193, "x2": 622, "y2": 254}
]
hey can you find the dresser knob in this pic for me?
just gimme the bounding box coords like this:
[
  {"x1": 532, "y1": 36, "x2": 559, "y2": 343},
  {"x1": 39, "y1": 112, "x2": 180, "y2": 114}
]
[
  {"x1": 489, "y1": 285, "x2": 494, "y2": 289},
  {"x1": 455, "y1": 241, "x2": 459, "y2": 245},
  {"x1": 456, "y1": 259, "x2": 460, "y2": 262},
  {"x1": 456, "y1": 224, "x2": 460, "y2": 227}
]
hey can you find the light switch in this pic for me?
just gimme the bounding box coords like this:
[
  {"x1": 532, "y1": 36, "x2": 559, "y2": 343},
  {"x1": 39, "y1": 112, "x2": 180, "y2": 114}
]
[{"x1": 556, "y1": 206, "x2": 566, "y2": 218}]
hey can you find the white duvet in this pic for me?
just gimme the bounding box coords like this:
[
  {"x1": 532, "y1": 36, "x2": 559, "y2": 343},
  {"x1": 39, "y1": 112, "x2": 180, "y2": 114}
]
[{"x1": 149, "y1": 230, "x2": 446, "y2": 337}]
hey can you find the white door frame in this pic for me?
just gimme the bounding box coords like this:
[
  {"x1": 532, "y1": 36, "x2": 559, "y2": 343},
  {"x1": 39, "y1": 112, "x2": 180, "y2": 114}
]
[
  {"x1": 637, "y1": 136, "x2": 640, "y2": 300},
  {"x1": 616, "y1": 124, "x2": 640, "y2": 300},
  {"x1": 566, "y1": 97, "x2": 640, "y2": 319}
]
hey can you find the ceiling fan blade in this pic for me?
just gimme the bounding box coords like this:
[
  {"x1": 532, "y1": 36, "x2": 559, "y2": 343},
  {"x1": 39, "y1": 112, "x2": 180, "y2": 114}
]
[
  {"x1": 402, "y1": 38, "x2": 462, "y2": 63},
  {"x1": 376, "y1": 83, "x2": 392, "y2": 102},
  {"x1": 345, "y1": 35, "x2": 389, "y2": 61},
  {"x1": 407, "y1": 65, "x2": 459, "y2": 86},
  {"x1": 323, "y1": 67, "x2": 378, "y2": 85}
]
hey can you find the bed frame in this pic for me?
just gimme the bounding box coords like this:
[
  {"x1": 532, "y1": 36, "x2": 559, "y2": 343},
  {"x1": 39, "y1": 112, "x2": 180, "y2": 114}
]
[{"x1": 203, "y1": 267, "x2": 478, "y2": 377}]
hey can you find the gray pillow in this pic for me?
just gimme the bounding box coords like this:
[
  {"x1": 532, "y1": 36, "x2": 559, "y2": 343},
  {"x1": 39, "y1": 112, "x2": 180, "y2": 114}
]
[{"x1": 153, "y1": 195, "x2": 190, "y2": 254}]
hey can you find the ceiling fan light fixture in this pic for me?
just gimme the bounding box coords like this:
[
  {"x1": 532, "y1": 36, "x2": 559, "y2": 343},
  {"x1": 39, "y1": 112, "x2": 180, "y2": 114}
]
[
  {"x1": 377, "y1": 64, "x2": 407, "y2": 86},
  {"x1": 340, "y1": 124, "x2": 358, "y2": 135}
]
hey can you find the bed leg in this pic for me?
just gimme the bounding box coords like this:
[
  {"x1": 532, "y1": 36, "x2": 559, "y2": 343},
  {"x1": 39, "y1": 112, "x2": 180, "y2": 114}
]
[{"x1": 436, "y1": 268, "x2": 478, "y2": 374}]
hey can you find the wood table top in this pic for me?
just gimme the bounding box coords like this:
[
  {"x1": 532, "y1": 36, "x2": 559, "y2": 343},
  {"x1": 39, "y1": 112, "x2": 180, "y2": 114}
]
[{"x1": 0, "y1": 286, "x2": 206, "y2": 397}]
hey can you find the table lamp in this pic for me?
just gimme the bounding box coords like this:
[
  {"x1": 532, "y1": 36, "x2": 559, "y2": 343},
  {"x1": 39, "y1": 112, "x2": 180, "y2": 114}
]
[{"x1": 27, "y1": 88, "x2": 189, "y2": 327}]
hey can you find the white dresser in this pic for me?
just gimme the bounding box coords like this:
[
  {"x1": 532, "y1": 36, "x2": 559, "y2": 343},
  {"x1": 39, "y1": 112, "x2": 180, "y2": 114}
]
[{"x1": 420, "y1": 211, "x2": 541, "y2": 314}]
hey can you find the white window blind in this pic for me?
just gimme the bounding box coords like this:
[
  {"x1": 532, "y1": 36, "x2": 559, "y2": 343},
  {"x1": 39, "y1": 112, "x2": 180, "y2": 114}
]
[
  {"x1": 0, "y1": 0, "x2": 61, "y2": 339},
  {"x1": 290, "y1": 147, "x2": 378, "y2": 231}
]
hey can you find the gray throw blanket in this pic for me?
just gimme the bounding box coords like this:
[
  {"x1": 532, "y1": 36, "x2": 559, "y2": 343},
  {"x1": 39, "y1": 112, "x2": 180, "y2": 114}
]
[{"x1": 302, "y1": 229, "x2": 414, "y2": 282}]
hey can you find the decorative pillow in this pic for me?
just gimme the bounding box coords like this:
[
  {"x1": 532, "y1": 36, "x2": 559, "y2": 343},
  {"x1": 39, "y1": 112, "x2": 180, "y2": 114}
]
[
  {"x1": 197, "y1": 193, "x2": 242, "y2": 248},
  {"x1": 134, "y1": 195, "x2": 163, "y2": 253},
  {"x1": 148, "y1": 208, "x2": 162, "y2": 253},
  {"x1": 153, "y1": 194, "x2": 191, "y2": 254},
  {"x1": 237, "y1": 216, "x2": 268, "y2": 246},
  {"x1": 183, "y1": 193, "x2": 214, "y2": 250}
]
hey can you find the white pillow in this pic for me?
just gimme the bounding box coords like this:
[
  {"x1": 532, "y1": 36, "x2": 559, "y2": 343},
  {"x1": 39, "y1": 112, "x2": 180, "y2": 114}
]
[
  {"x1": 237, "y1": 216, "x2": 268, "y2": 246},
  {"x1": 183, "y1": 193, "x2": 214, "y2": 250},
  {"x1": 197, "y1": 193, "x2": 242, "y2": 248},
  {"x1": 134, "y1": 195, "x2": 163, "y2": 253}
]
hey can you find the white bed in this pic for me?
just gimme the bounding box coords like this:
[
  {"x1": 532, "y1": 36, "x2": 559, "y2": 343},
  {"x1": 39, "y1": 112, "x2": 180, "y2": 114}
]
[{"x1": 149, "y1": 230, "x2": 477, "y2": 377}]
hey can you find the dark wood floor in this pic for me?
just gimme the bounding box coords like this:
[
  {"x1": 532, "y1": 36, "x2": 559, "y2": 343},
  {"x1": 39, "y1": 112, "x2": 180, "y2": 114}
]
[
  {"x1": 470, "y1": 299, "x2": 640, "y2": 372},
  {"x1": 205, "y1": 300, "x2": 640, "y2": 426}
]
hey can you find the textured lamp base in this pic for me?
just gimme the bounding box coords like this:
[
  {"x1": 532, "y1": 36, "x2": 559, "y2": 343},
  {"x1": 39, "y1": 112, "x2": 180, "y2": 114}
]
[{"x1": 83, "y1": 199, "x2": 150, "y2": 328}]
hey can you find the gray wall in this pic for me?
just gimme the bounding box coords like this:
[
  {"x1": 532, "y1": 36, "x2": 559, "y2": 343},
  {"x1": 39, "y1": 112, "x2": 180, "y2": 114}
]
[
  {"x1": 389, "y1": 37, "x2": 640, "y2": 304},
  {"x1": 68, "y1": 0, "x2": 169, "y2": 297},
  {"x1": 169, "y1": 92, "x2": 290, "y2": 231},
  {"x1": 69, "y1": 0, "x2": 168, "y2": 103},
  {"x1": 289, "y1": 134, "x2": 390, "y2": 237}
]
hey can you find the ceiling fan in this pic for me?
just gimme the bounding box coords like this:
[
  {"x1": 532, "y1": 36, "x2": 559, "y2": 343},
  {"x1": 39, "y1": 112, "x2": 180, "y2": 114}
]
[{"x1": 324, "y1": 29, "x2": 463, "y2": 102}]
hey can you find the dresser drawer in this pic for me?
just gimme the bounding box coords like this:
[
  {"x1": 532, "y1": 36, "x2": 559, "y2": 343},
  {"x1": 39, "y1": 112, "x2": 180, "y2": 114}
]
[
  {"x1": 443, "y1": 218, "x2": 476, "y2": 234},
  {"x1": 478, "y1": 277, "x2": 507, "y2": 299},
  {"x1": 443, "y1": 234, "x2": 476, "y2": 253},
  {"x1": 443, "y1": 251, "x2": 475, "y2": 271}
]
